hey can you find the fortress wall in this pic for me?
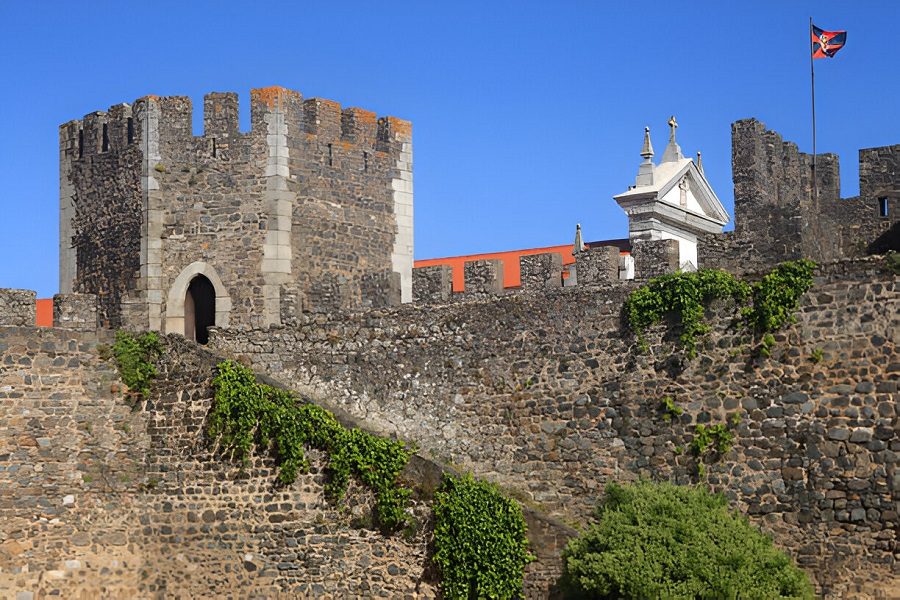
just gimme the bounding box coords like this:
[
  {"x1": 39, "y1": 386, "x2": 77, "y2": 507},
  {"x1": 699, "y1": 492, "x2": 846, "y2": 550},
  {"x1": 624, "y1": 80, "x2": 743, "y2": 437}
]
[
  {"x1": 0, "y1": 327, "x2": 436, "y2": 598},
  {"x1": 137, "y1": 93, "x2": 275, "y2": 330},
  {"x1": 701, "y1": 120, "x2": 900, "y2": 272},
  {"x1": 211, "y1": 257, "x2": 898, "y2": 597},
  {"x1": 61, "y1": 88, "x2": 412, "y2": 334}
]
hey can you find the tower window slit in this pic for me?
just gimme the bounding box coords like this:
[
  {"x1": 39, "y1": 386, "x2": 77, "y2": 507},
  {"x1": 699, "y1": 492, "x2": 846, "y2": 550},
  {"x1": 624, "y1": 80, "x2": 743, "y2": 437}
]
[
  {"x1": 363, "y1": 151, "x2": 368, "y2": 172},
  {"x1": 101, "y1": 123, "x2": 109, "y2": 152},
  {"x1": 879, "y1": 197, "x2": 889, "y2": 218},
  {"x1": 127, "y1": 117, "x2": 134, "y2": 144},
  {"x1": 328, "y1": 143, "x2": 333, "y2": 166},
  {"x1": 212, "y1": 137, "x2": 217, "y2": 158},
  {"x1": 78, "y1": 130, "x2": 83, "y2": 158}
]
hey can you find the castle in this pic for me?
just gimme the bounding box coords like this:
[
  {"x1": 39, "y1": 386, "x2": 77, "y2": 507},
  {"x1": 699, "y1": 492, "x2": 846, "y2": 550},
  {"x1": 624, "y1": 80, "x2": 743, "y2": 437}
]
[
  {"x1": 58, "y1": 87, "x2": 897, "y2": 344},
  {"x1": 59, "y1": 87, "x2": 414, "y2": 340},
  {"x1": 0, "y1": 87, "x2": 897, "y2": 598}
]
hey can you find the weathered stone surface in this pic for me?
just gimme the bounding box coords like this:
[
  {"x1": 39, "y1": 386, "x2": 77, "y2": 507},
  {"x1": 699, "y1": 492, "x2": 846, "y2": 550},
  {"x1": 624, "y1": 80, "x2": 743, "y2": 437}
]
[
  {"x1": 210, "y1": 256, "x2": 898, "y2": 598},
  {"x1": 699, "y1": 120, "x2": 899, "y2": 272},
  {"x1": 0, "y1": 289, "x2": 36, "y2": 326},
  {"x1": 60, "y1": 88, "x2": 412, "y2": 331},
  {"x1": 52, "y1": 293, "x2": 97, "y2": 329}
]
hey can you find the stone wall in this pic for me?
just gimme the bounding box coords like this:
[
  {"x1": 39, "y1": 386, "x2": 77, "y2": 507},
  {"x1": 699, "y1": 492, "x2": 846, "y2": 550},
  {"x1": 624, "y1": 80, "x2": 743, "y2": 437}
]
[
  {"x1": 700, "y1": 119, "x2": 900, "y2": 273},
  {"x1": 0, "y1": 327, "x2": 439, "y2": 598},
  {"x1": 0, "y1": 289, "x2": 36, "y2": 326},
  {"x1": 60, "y1": 87, "x2": 412, "y2": 334},
  {"x1": 52, "y1": 293, "x2": 97, "y2": 329},
  {"x1": 61, "y1": 106, "x2": 143, "y2": 328},
  {"x1": 211, "y1": 257, "x2": 899, "y2": 598}
]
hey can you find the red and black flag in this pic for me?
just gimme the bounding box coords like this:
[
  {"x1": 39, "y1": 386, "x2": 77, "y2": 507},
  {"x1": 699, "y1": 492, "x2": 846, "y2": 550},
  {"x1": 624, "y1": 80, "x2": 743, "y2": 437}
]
[{"x1": 811, "y1": 25, "x2": 846, "y2": 59}]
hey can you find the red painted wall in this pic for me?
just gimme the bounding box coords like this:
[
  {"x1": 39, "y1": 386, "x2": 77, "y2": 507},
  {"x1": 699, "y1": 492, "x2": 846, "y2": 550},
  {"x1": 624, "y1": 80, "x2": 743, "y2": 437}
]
[
  {"x1": 36, "y1": 298, "x2": 52, "y2": 327},
  {"x1": 414, "y1": 239, "x2": 630, "y2": 292}
]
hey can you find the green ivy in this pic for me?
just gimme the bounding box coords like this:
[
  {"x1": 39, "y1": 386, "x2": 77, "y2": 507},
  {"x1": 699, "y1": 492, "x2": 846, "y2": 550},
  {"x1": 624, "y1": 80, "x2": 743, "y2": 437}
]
[
  {"x1": 625, "y1": 260, "x2": 816, "y2": 358},
  {"x1": 690, "y1": 423, "x2": 735, "y2": 456},
  {"x1": 625, "y1": 269, "x2": 750, "y2": 358},
  {"x1": 433, "y1": 473, "x2": 534, "y2": 599},
  {"x1": 743, "y1": 259, "x2": 816, "y2": 333},
  {"x1": 208, "y1": 360, "x2": 411, "y2": 531},
  {"x1": 112, "y1": 330, "x2": 163, "y2": 398},
  {"x1": 660, "y1": 396, "x2": 683, "y2": 423}
]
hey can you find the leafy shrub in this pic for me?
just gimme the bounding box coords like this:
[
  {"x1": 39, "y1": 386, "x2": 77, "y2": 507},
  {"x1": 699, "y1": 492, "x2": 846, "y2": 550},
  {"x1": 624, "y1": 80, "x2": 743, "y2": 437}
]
[
  {"x1": 112, "y1": 330, "x2": 162, "y2": 398},
  {"x1": 660, "y1": 396, "x2": 683, "y2": 423},
  {"x1": 690, "y1": 422, "x2": 735, "y2": 456},
  {"x1": 561, "y1": 481, "x2": 814, "y2": 599},
  {"x1": 208, "y1": 360, "x2": 411, "y2": 530},
  {"x1": 433, "y1": 473, "x2": 533, "y2": 599}
]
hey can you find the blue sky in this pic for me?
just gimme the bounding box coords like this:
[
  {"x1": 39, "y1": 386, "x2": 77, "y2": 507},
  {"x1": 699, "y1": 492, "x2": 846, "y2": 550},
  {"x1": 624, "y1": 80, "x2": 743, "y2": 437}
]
[{"x1": 1, "y1": 1, "x2": 896, "y2": 297}]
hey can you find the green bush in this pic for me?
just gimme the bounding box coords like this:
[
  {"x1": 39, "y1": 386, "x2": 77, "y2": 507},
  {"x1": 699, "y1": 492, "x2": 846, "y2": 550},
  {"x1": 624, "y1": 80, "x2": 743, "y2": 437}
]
[
  {"x1": 208, "y1": 360, "x2": 411, "y2": 530},
  {"x1": 112, "y1": 330, "x2": 163, "y2": 398},
  {"x1": 433, "y1": 473, "x2": 533, "y2": 599},
  {"x1": 561, "y1": 481, "x2": 814, "y2": 599}
]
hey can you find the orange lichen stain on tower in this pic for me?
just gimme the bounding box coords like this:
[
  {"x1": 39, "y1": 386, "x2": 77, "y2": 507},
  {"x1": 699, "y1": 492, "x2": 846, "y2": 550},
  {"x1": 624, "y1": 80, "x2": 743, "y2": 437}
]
[
  {"x1": 36, "y1": 299, "x2": 52, "y2": 327},
  {"x1": 251, "y1": 86, "x2": 301, "y2": 109},
  {"x1": 346, "y1": 107, "x2": 377, "y2": 123}
]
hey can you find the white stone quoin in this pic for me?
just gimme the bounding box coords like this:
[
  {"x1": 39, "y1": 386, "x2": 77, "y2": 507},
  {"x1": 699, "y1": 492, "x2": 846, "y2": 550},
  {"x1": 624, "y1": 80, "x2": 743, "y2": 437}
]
[{"x1": 614, "y1": 117, "x2": 729, "y2": 272}]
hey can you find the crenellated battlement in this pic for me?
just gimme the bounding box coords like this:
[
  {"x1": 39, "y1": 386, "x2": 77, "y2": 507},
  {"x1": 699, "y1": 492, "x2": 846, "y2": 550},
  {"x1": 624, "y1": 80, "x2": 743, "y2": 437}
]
[
  {"x1": 700, "y1": 118, "x2": 899, "y2": 273},
  {"x1": 61, "y1": 86, "x2": 412, "y2": 165},
  {"x1": 410, "y1": 240, "x2": 679, "y2": 305}
]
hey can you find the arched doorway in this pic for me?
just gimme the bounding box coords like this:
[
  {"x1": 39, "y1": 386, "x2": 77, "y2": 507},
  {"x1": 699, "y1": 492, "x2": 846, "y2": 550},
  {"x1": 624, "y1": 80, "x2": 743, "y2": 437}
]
[
  {"x1": 165, "y1": 261, "x2": 232, "y2": 340},
  {"x1": 184, "y1": 275, "x2": 216, "y2": 344}
]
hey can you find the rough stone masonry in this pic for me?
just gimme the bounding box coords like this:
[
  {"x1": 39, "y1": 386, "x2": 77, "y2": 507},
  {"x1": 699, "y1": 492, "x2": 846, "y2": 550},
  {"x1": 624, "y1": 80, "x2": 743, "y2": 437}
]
[{"x1": 59, "y1": 87, "x2": 414, "y2": 333}]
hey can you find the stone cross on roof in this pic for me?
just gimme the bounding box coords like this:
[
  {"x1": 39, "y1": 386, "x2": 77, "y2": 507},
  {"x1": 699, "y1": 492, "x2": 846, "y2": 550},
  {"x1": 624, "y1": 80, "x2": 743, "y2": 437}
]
[{"x1": 661, "y1": 115, "x2": 684, "y2": 163}]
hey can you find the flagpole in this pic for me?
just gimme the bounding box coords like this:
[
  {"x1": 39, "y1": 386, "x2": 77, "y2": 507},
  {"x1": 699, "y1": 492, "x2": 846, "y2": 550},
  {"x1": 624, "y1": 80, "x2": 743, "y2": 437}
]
[{"x1": 810, "y1": 16, "x2": 818, "y2": 203}]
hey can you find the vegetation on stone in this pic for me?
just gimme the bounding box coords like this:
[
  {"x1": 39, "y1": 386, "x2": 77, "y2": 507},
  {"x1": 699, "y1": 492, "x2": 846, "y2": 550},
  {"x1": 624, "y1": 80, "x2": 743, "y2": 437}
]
[
  {"x1": 112, "y1": 330, "x2": 162, "y2": 398},
  {"x1": 208, "y1": 360, "x2": 412, "y2": 531},
  {"x1": 432, "y1": 473, "x2": 533, "y2": 600},
  {"x1": 625, "y1": 259, "x2": 817, "y2": 357},
  {"x1": 624, "y1": 268, "x2": 750, "y2": 357},
  {"x1": 561, "y1": 481, "x2": 815, "y2": 600},
  {"x1": 743, "y1": 259, "x2": 816, "y2": 333}
]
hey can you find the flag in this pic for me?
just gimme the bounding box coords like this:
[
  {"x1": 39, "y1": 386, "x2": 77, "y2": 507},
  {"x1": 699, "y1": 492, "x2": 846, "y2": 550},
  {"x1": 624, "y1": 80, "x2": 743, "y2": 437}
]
[{"x1": 812, "y1": 25, "x2": 846, "y2": 59}]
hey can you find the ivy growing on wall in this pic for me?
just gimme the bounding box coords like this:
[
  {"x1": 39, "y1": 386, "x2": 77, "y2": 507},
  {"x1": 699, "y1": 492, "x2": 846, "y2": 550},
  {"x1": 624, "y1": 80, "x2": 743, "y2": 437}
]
[
  {"x1": 624, "y1": 269, "x2": 750, "y2": 357},
  {"x1": 112, "y1": 330, "x2": 163, "y2": 398},
  {"x1": 432, "y1": 473, "x2": 534, "y2": 600},
  {"x1": 208, "y1": 360, "x2": 412, "y2": 531},
  {"x1": 625, "y1": 260, "x2": 816, "y2": 357},
  {"x1": 742, "y1": 259, "x2": 816, "y2": 333}
]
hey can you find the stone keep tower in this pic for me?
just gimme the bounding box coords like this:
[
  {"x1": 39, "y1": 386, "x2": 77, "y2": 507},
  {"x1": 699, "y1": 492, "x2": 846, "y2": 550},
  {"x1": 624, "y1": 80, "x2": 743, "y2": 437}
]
[{"x1": 59, "y1": 86, "x2": 413, "y2": 339}]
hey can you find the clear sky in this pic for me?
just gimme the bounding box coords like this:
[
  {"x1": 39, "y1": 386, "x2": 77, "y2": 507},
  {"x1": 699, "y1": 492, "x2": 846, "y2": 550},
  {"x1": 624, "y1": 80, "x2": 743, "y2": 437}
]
[{"x1": 1, "y1": 1, "x2": 896, "y2": 297}]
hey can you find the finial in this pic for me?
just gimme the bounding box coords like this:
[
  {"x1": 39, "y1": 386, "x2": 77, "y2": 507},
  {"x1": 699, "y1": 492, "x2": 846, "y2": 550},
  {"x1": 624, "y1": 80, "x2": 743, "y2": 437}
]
[
  {"x1": 640, "y1": 126, "x2": 654, "y2": 159},
  {"x1": 696, "y1": 151, "x2": 703, "y2": 174},
  {"x1": 661, "y1": 115, "x2": 684, "y2": 163},
  {"x1": 573, "y1": 223, "x2": 585, "y2": 254},
  {"x1": 668, "y1": 115, "x2": 678, "y2": 142}
]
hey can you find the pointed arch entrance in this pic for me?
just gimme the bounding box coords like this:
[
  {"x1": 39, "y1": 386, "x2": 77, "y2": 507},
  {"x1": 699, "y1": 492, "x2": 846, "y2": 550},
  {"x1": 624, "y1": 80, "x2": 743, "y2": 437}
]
[
  {"x1": 184, "y1": 275, "x2": 216, "y2": 343},
  {"x1": 165, "y1": 262, "x2": 232, "y2": 342}
]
